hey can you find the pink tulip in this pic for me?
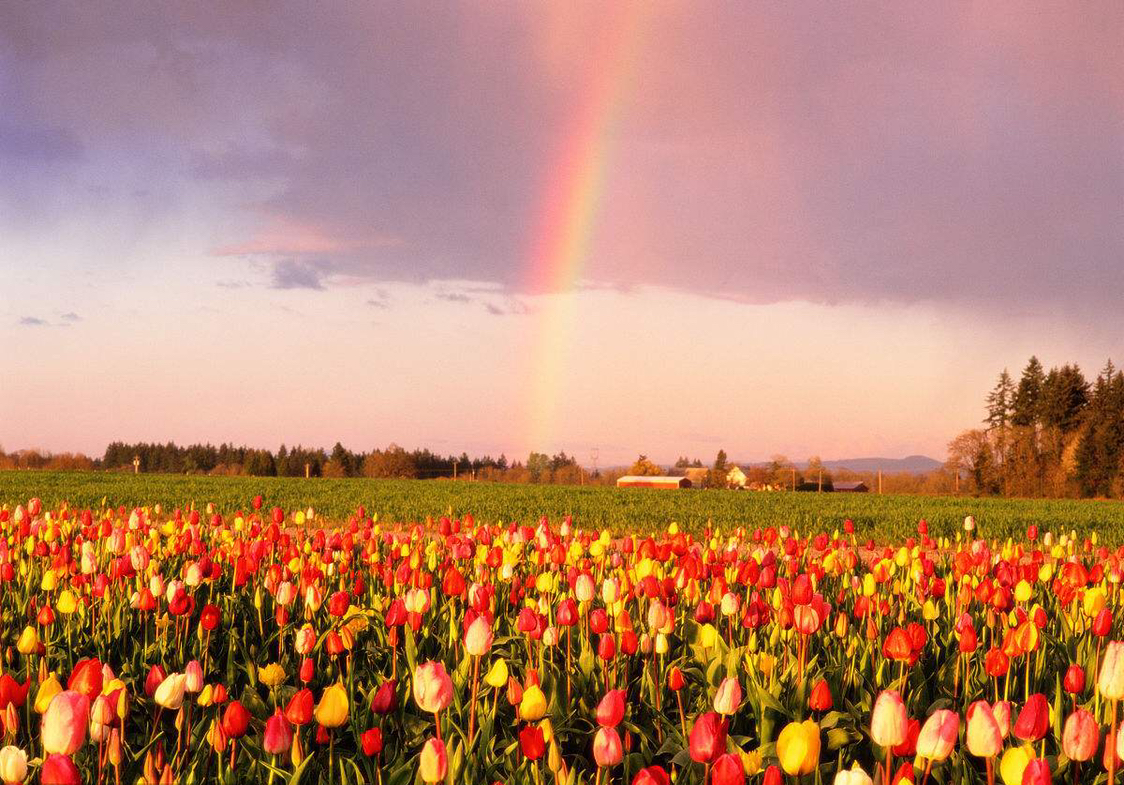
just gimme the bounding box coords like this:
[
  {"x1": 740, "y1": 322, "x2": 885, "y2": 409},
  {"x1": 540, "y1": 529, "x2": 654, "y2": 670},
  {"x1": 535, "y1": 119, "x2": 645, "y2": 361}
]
[
  {"x1": 413, "y1": 662, "x2": 453, "y2": 714},
  {"x1": 1063, "y1": 709, "x2": 1098, "y2": 761},
  {"x1": 41, "y1": 692, "x2": 89, "y2": 756},
  {"x1": 916, "y1": 710, "x2": 959, "y2": 762},
  {"x1": 419, "y1": 738, "x2": 447, "y2": 783},
  {"x1": 870, "y1": 690, "x2": 907, "y2": 748},
  {"x1": 464, "y1": 617, "x2": 493, "y2": 658},
  {"x1": 593, "y1": 727, "x2": 623, "y2": 767},
  {"x1": 713, "y1": 677, "x2": 742, "y2": 716},
  {"x1": 965, "y1": 701, "x2": 1003, "y2": 758},
  {"x1": 263, "y1": 709, "x2": 293, "y2": 755}
]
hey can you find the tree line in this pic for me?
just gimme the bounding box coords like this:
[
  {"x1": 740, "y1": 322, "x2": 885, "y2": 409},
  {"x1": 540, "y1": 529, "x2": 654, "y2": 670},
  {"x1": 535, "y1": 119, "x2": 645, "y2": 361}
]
[
  {"x1": 948, "y1": 357, "x2": 1124, "y2": 497},
  {"x1": 61, "y1": 441, "x2": 594, "y2": 484}
]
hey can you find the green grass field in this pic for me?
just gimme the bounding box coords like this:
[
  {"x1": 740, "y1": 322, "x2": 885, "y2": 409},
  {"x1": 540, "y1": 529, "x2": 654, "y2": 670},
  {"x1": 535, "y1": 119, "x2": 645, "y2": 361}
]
[{"x1": 4, "y1": 469, "x2": 1124, "y2": 542}]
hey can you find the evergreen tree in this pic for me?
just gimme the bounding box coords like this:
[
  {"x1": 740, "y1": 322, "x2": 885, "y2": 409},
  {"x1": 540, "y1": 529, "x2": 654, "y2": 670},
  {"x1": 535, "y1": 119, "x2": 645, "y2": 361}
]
[
  {"x1": 985, "y1": 370, "x2": 1015, "y2": 429},
  {"x1": 713, "y1": 449, "x2": 728, "y2": 473},
  {"x1": 1011, "y1": 357, "x2": 1045, "y2": 427}
]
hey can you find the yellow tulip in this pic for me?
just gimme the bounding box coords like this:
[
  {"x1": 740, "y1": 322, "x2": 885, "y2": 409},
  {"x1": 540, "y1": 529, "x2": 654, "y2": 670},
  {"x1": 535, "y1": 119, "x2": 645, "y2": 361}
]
[
  {"x1": 999, "y1": 744, "x2": 1035, "y2": 785},
  {"x1": 56, "y1": 590, "x2": 78, "y2": 615},
  {"x1": 34, "y1": 674, "x2": 63, "y2": 713},
  {"x1": 1014, "y1": 581, "x2": 1033, "y2": 604},
  {"x1": 314, "y1": 682, "x2": 350, "y2": 728},
  {"x1": 776, "y1": 719, "x2": 820, "y2": 776},
  {"x1": 16, "y1": 626, "x2": 39, "y2": 655},
  {"x1": 1084, "y1": 588, "x2": 1106, "y2": 618},
  {"x1": 519, "y1": 684, "x2": 548, "y2": 721},
  {"x1": 484, "y1": 660, "x2": 509, "y2": 689}
]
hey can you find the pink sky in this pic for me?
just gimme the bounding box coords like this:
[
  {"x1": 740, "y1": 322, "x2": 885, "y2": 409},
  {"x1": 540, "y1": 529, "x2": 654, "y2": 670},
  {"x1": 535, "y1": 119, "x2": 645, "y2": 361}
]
[{"x1": 1, "y1": 3, "x2": 1121, "y2": 465}]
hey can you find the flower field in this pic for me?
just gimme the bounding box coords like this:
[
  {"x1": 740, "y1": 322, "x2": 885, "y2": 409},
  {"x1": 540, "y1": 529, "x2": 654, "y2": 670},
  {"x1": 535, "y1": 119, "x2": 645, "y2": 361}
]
[
  {"x1": 2, "y1": 486, "x2": 1124, "y2": 784},
  {"x1": 9, "y1": 470, "x2": 1124, "y2": 542}
]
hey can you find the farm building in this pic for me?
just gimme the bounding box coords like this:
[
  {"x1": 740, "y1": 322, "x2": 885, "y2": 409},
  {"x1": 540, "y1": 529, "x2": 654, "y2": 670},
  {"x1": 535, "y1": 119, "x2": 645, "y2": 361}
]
[
  {"x1": 834, "y1": 481, "x2": 869, "y2": 493},
  {"x1": 616, "y1": 475, "x2": 692, "y2": 489}
]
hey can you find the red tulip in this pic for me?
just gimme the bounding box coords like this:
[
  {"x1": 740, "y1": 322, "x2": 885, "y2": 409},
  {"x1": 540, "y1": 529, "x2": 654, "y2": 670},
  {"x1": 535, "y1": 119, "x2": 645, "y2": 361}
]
[
  {"x1": 67, "y1": 660, "x2": 102, "y2": 699},
  {"x1": 762, "y1": 765, "x2": 783, "y2": 785},
  {"x1": 1021, "y1": 759, "x2": 1050, "y2": 785},
  {"x1": 520, "y1": 725, "x2": 546, "y2": 760},
  {"x1": 263, "y1": 709, "x2": 293, "y2": 755},
  {"x1": 808, "y1": 679, "x2": 832, "y2": 711},
  {"x1": 700, "y1": 753, "x2": 740, "y2": 784},
  {"x1": 984, "y1": 648, "x2": 1009, "y2": 678},
  {"x1": 632, "y1": 767, "x2": 670, "y2": 785},
  {"x1": 689, "y1": 712, "x2": 728, "y2": 764},
  {"x1": 144, "y1": 665, "x2": 166, "y2": 698},
  {"x1": 285, "y1": 688, "x2": 314, "y2": 726},
  {"x1": 1095, "y1": 609, "x2": 1114, "y2": 638},
  {"x1": 668, "y1": 667, "x2": 685, "y2": 691},
  {"x1": 299, "y1": 657, "x2": 315, "y2": 683},
  {"x1": 221, "y1": 701, "x2": 251, "y2": 739},
  {"x1": 361, "y1": 727, "x2": 383, "y2": 756},
  {"x1": 0, "y1": 674, "x2": 30, "y2": 710},
  {"x1": 199, "y1": 604, "x2": 221, "y2": 632},
  {"x1": 597, "y1": 633, "x2": 616, "y2": 662},
  {"x1": 40, "y1": 754, "x2": 81, "y2": 785},
  {"x1": 596, "y1": 690, "x2": 626, "y2": 728},
  {"x1": 370, "y1": 680, "x2": 398, "y2": 715},
  {"x1": 1013, "y1": 694, "x2": 1050, "y2": 742},
  {"x1": 1064, "y1": 664, "x2": 1086, "y2": 694},
  {"x1": 892, "y1": 718, "x2": 920, "y2": 757}
]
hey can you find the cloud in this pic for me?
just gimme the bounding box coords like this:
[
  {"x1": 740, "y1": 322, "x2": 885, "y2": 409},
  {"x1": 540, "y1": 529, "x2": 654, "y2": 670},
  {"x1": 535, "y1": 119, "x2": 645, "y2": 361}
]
[
  {"x1": 216, "y1": 279, "x2": 251, "y2": 289},
  {"x1": 1, "y1": 4, "x2": 1120, "y2": 313},
  {"x1": 60, "y1": 312, "x2": 81, "y2": 321},
  {"x1": 18, "y1": 316, "x2": 47, "y2": 326},
  {"x1": 270, "y1": 260, "x2": 325, "y2": 290},
  {"x1": 483, "y1": 297, "x2": 531, "y2": 316},
  {"x1": 436, "y1": 292, "x2": 472, "y2": 304}
]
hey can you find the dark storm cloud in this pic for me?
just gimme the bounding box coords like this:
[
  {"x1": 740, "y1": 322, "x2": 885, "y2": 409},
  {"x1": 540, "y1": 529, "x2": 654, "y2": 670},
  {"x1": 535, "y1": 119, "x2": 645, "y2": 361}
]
[{"x1": 0, "y1": 3, "x2": 1120, "y2": 312}]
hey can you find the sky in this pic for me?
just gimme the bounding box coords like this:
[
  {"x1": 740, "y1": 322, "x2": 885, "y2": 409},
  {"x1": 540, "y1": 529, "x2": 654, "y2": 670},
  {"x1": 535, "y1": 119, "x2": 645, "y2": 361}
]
[{"x1": 1, "y1": 3, "x2": 1122, "y2": 466}]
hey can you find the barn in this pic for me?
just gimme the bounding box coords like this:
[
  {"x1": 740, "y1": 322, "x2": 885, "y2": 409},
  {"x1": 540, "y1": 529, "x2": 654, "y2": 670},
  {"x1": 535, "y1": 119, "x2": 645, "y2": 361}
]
[
  {"x1": 616, "y1": 475, "x2": 692, "y2": 489},
  {"x1": 834, "y1": 481, "x2": 869, "y2": 493}
]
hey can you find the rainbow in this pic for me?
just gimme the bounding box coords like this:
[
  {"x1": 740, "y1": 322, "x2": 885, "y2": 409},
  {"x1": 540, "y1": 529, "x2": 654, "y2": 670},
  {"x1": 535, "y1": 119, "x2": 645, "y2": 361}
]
[{"x1": 524, "y1": 4, "x2": 645, "y2": 452}]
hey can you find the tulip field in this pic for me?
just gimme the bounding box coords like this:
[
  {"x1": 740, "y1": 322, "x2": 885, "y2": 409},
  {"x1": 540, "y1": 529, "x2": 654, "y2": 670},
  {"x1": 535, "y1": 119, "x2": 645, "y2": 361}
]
[
  {"x1": 9, "y1": 470, "x2": 1124, "y2": 541},
  {"x1": 5, "y1": 481, "x2": 1124, "y2": 783}
]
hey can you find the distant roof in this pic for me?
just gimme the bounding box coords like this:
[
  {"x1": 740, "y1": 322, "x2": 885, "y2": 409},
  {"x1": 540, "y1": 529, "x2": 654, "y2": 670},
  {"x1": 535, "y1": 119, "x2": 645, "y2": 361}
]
[
  {"x1": 617, "y1": 475, "x2": 690, "y2": 487},
  {"x1": 834, "y1": 481, "x2": 868, "y2": 491}
]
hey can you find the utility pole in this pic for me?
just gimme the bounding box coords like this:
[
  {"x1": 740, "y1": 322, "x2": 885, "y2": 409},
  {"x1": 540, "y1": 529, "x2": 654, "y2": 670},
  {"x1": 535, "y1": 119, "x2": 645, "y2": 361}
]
[
  {"x1": 132, "y1": 455, "x2": 140, "y2": 474},
  {"x1": 453, "y1": 461, "x2": 458, "y2": 481},
  {"x1": 878, "y1": 470, "x2": 883, "y2": 494},
  {"x1": 304, "y1": 462, "x2": 310, "y2": 479},
  {"x1": 817, "y1": 470, "x2": 822, "y2": 492},
  {"x1": 791, "y1": 467, "x2": 796, "y2": 491},
  {"x1": 954, "y1": 470, "x2": 960, "y2": 493}
]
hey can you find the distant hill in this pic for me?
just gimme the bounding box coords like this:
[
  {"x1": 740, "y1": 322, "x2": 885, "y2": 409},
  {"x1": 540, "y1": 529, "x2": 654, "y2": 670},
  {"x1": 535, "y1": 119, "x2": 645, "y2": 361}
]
[{"x1": 735, "y1": 455, "x2": 943, "y2": 474}]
